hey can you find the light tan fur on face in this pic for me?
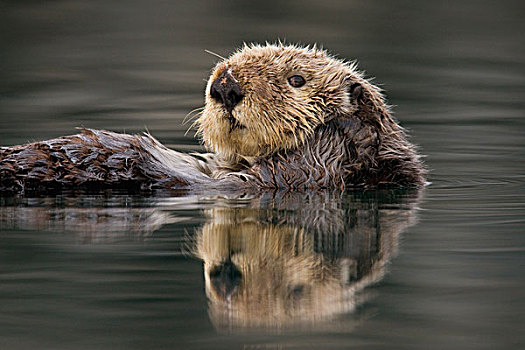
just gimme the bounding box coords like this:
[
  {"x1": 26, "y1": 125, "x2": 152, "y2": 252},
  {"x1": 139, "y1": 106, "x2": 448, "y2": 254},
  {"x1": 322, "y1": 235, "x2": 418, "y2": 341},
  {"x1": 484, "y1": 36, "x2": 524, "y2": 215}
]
[{"x1": 197, "y1": 43, "x2": 363, "y2": 161}]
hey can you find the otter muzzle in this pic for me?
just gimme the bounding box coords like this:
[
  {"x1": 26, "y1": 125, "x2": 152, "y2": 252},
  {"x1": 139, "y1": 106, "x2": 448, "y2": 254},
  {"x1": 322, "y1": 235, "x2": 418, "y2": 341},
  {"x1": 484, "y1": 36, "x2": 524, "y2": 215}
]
[{"x1": 210, "y1": 69, "x2": 243, "y2": 112}]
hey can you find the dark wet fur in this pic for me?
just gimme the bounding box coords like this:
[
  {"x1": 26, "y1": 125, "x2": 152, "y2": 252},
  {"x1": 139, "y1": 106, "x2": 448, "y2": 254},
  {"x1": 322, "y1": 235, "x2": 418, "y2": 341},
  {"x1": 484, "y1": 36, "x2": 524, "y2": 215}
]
[
  {"x1": 0, "y1": 129, "x2": 196, "y2": 193},
  {"x1": 250, "y1": 114, "x2": 425, "y2": 190}
]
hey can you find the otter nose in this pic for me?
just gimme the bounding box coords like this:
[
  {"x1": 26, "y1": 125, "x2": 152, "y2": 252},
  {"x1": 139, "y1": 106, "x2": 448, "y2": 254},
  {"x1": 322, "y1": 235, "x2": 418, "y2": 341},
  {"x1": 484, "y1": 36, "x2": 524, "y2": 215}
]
[
  {"x1": 209, "y1": 260, "x2": 242, "y2": 299},
  {"x1": 210, "y1": 69, "x2": 243, "y2": 112}
]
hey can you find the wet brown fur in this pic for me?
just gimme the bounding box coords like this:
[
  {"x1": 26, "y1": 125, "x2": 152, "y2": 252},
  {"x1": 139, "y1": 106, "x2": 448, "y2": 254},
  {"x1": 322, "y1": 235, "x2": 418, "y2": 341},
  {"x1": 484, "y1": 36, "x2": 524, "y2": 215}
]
[{"x1": 0, "y1": 43, "x2": 425, "y2": 193}]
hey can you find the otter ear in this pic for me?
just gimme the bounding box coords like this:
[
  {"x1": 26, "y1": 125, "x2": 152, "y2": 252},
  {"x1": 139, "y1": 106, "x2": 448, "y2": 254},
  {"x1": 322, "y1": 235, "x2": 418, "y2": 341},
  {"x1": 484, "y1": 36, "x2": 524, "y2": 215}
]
[{"x1": 348, "y1": 82, "x2": 363, "y2": 102}]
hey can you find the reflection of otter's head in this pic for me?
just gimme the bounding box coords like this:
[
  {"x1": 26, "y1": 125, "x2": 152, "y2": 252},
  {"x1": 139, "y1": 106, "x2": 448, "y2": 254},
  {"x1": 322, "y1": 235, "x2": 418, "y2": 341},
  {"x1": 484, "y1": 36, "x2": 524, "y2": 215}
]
[
  {"x1": 193, "y1": 207, "x2": 392, "y2": 330},
  {"x1": 198, "y1": 43, "x2": 384, "y2": 161}
]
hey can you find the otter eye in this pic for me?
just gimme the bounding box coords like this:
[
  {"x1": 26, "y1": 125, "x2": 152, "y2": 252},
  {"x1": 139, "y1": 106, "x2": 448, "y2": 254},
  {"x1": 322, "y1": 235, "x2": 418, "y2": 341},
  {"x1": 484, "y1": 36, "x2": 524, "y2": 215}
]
[{"x1": 288, "y1": 75, "x2": 306, "y2": 88}]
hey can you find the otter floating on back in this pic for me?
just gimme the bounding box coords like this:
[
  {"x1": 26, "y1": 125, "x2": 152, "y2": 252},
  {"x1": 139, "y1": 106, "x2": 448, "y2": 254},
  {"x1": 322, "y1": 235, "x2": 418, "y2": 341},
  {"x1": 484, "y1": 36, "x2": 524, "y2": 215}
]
[{"x1": 0, "y1": 43, "x2": 425, "y2": 193}]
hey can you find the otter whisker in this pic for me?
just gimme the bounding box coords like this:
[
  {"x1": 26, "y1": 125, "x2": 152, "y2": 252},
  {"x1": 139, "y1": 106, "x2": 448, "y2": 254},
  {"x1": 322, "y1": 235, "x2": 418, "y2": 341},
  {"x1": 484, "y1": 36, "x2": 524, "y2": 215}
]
[
  {"x1": 183, "y1": 106, "x2": 205, "y2": 125},
  {"x1": 186, "y1": 111, "x2": 205, "y2": 136},
  {"x1": 204, "y1": 49, "x2": 226, "y2": 61}
]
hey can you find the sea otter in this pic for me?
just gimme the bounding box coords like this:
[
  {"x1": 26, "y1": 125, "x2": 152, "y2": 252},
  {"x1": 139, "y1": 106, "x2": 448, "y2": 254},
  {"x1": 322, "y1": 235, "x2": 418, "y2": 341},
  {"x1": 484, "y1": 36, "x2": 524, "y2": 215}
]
[{"x1": 0, "y1": 43, "x2": 425, "y2": 193}]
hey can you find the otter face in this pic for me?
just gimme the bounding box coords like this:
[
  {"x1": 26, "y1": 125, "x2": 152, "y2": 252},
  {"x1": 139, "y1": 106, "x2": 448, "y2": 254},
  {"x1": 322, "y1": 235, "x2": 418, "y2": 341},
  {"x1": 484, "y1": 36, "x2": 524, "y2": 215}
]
[{"x1": 197, "y1": 44, "x2": 365, "y2": 160}]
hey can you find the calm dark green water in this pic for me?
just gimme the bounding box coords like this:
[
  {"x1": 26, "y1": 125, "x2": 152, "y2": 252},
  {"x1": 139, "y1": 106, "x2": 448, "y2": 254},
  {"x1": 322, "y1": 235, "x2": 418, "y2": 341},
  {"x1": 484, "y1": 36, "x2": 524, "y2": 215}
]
[{"x1": 1, "y1": 1, "x2": 524, "y2": 349}]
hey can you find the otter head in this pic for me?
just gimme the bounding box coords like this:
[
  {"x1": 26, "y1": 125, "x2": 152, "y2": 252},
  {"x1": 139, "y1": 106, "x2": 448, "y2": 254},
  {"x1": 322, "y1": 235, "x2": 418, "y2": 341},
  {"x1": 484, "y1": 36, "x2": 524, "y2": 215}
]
[{"x1": 197, "y1": 43, "x2": 381, "y2": 161}]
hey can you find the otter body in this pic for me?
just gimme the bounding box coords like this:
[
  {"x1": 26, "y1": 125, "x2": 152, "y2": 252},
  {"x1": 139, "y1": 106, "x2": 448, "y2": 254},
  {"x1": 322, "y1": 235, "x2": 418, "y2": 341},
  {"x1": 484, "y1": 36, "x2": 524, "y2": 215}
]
[{"x1": 0, "y1": 44, "x2": 425, "y2": 193}]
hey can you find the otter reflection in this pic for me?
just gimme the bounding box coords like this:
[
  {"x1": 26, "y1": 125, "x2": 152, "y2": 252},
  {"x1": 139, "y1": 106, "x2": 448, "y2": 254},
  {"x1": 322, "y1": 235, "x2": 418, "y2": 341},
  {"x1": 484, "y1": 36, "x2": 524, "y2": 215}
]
[
  {"x1": 0, "y1": 196, "x2": 188, "y2": 241},
  {"x1": 194, "y1": 190, "x2": 421, "y2": 330},
  {"x1": 0, "y1": 189, "x2": 422, "y2": 329}
]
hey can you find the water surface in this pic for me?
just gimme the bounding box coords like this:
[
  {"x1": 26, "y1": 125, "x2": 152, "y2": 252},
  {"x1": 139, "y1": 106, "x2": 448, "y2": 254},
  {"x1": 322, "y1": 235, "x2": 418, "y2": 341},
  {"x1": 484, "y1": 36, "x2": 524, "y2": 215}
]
[{"x1": 1, "y1": 1, "x2": 524, "y2": 349}]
